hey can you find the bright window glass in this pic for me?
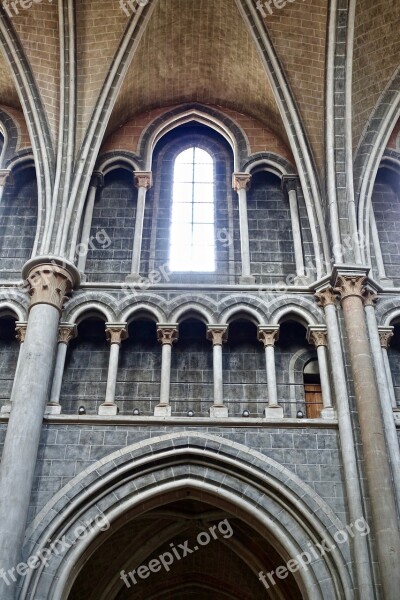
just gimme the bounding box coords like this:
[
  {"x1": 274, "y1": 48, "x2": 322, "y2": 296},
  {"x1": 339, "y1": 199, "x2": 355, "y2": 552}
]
[{"x1": 169, "y1": 147, "x2": 215, "y2": 271}]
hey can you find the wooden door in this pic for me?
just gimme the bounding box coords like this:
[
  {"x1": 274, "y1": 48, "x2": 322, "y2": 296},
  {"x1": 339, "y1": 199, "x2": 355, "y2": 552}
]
[{"x1": 304, "y1": 384, "x2": 323, "y2": 419}]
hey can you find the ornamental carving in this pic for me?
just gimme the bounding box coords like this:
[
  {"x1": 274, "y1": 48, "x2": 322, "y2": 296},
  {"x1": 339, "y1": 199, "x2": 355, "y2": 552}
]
[
  {"x1": 106, "y1": 325, "x2": 128, "y2": 345},
  {"x1": 308, "y1": 329, "x2": 328, "y2": 348},
  {"x1": 15, "y1": 323, "x2": 27, "y2": 344},
  {"x1": 232, "y1": 173, "x2": 251, "y2": 192},
  {"x1": 379, "y1": 329, "x2": 394, "y2": 349},
  {"x1": 314, "y1": 287, "x2": 336, "y2": 308},
  {"x1": 134, "y1": 172, "x2": 152, "y2": 189},
  {"x1": 26, "y1": 263, "x2": 76, "y2": 313},
  {"x1": 257, "y1": 326, "x2": 279, "y2": 347},
  {"x1": 282, "y1": 176, "x2": 298, "y2": 194},
  {"x1": 334, "y1": 275, "x2": 367, "y2": 302},
  {"x1": 363, "y1": 288, "x2": 378, "y2": 307},
  {"x1": 157, "y1": 326, "x2": 179, "y2": 346},
  {"x1": 58, "y1": 324, "x2": 77, "y2": 345},
  {"x1": 207, "y1": 326, "x2": 228, "y2": 346}
]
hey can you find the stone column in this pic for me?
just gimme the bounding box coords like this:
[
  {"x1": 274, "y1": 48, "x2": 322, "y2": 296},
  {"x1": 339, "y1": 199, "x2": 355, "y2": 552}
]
[
  {"x1": 207, "y1": 325, "x2": 228, "y2": 417},
  {"x1": 128, "y1": 171, "x2": 152, "y2": 280},
  {"x1": 0, "y1": 168, "x2": 12, "y2": 204},
  {"x1": 315, "y1": 286, "x2": 374, "y2": 599},
  {"x1": 232, "y1": 173, "x2": 255, "y2": 284},
  {"x1": 363, "y1": 290, "x2": 400, "y2": 512},
  {"x1": 306, "y1": 326, "x2": 335, "y2": 419},
  {"x1": 99, "y1": 323, "x2": 128, "y2": 416},
  {"x1": 0, "y1": 257, "x2": 79, "y2": 600},
  {"x1": 333, "y1": 268, "x2": 400, "y2": 598},
  {"x1": 0, "y1": 321, "x2": 27, "y2": 415},
  {"x1": 154, "y1": 324, "x2": 178, "y2": 416},
  {"x1": 46, "y1": 323, "x2": 77, "y2": 414},
  {"x1": 257, "y1": 326, "x2": 283, "y2": 418},
  {"x1": 282, "y1": 176, "x2": 306, "y2": 282},
  {"x1": 378, "y1": 327, "x2": 397, "y2": 409},
  {"x1": 77, "y1": 171, "x2": 104, "y2": 274}
]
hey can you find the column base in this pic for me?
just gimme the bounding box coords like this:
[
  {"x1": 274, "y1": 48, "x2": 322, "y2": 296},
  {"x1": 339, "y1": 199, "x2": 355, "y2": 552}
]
[
  {"x1": 45, "y1": 404, "x2": 62, "y2": 415},
  {"x1": 98, "y1": 403, "x2": 118, "y2": 416},
  {"x1": 126, "y1": 273, "x2": 141, "y2": 283},
  {"x1": 154, "y1": 404, "x2": 172, "y2": 417},
  {"x1": 264, "y1": 405, "x2": 284, "y2": 419},
  {"x1": 209, "y1": 405, "x2": 228, "y2": 418},
  {"x1": 0, "y1": 403, "x2": 11, "y2": 415},
  {"x1": 239, "y1": 275, "x2": 256, "y2": 284},
  {"x1": 320, "y1": 407, "x2": 336, "y2": 420}
]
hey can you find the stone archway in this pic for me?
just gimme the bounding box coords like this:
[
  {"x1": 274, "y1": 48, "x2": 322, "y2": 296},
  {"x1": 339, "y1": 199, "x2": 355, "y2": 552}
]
[{"x1": 20, "y1": 433, "x2": 354, "y2": 600}]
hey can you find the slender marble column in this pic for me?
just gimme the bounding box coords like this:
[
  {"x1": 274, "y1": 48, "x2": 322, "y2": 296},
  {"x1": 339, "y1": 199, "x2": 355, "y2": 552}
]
[
  {"x1": 99, "y1": 323, "x2": 128, "y2": 416},
  {"x1": 379, "y1": 327, "x2": 397, "y2": 408},
  {"x1": 282, "y1": 176, "x2": 306, "y2": 282},
  {"x1": 363, "y1": 290, "x2": 400, "y2": 512},
  {"x1": 307, "y1": 326, "x2": 335, "y2": 418},
  {"x1": 46, "y1": 323, "x2": 77, "y2": 414},
  {"x1": 333, "y1": 268, "x2": 400, "y2": 599},
  {"x1": 232, "y1": 173, "x2": 255, "y2": 284},
  {"x1": 154, "y1": 324, "x2": 178, "y2": 417},
  {"x1": 0, "y1": 321, "x2": 27, "y2": 415},
  {"x1": 77, "y1": 171, "x2": 104, "y2": 274},
  {"x1": 207, "y1": 325, "x2": 228, "y2": 417},
  {"x1": 129, "y1": 172, "x2": 152, "y2": 280},
  {"x1": 257, "y1": 326, "x2": 283, "y2": 418},
  {"x1": 0, "y1": 257, "x2": 79, "y2": 600},
  {"x1": 315, "y1": 286, "x2": 374, "y2": 599},
  {"x1": 0, "y1": 168, "x2": 12, "y2": 204}
]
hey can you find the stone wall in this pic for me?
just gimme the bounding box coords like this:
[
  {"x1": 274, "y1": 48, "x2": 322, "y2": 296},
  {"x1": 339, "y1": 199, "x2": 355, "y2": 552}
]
[{"x1": 372, "y1": 169, "x2": 400, "y2": 285}]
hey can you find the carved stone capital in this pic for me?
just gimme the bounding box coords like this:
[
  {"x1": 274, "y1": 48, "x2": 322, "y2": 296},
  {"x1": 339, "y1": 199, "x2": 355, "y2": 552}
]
[
  {"x1": 232, "y1": 172, "x2": 251, "y2": 192},
  {"x1": 334, "y1": 275, "x2": 367, "y2": 302},
  {"x1": 378, "y1": 327, "x2": 394, "y2": 349},
  {"x1": 314, "y1": 287, "x2": 337, "y2": 308},
  {"x1": 157, "y1": 324, "x2": 179, "y2": 345},
  {"x1": 90, "y1": 171, "x2": 104, "y2": 189},
  {"x1": 134, "y1": 171, "x2": 152, "y2": 189},
  {"x1": 363, "y1": 288, "x2": 378, "y2": 307},
  {"x1": 307, "y1": 326, "x2": 328, "y2": 347},
  {"x1": 0, "y1": 169, "x2": 12, "y2": 187},
  {"x1": 15, "y1": 322, "x2": 27, "y2": 344},
  {"x1": 281, "y1": 175, "x2": 298, "y2": 194},
  {"x1": 257, "y1": 326, "x2": 279, "y2": 347},
  {"x1": 22, "y1": 257, "x2": 80, "y2": 314},
  {"x1": 58, "y1": 323, "x2": 77, "y2": 345},
  {"x1": 207, "y1": 325, "x2": 228, "y2": 346},
  {"x1": 105, "y1": 323, "x2": 128, "y2": 345}
]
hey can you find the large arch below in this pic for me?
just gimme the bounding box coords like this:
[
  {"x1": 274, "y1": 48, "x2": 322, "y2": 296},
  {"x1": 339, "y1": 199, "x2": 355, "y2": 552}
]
[{"x1": 21, "y1": 433, "x2": 354, "y2": 600}]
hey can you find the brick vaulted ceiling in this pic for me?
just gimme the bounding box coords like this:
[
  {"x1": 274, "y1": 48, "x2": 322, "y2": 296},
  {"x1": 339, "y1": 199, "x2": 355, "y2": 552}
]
[{"x1": 0, "y1": 0, "x2": 399, "y2": 169}]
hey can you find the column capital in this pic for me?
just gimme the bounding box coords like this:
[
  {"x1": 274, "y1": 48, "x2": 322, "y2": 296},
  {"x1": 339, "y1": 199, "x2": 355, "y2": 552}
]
[
  {"x1": 134, "y1": 171, "x2": 152, "y2": 189},
  {"x1": 105, "y1": 323, "x2": 128, "y2": 345},
  {"x1": 378, "y1": 326, "x2": 394, "y2": 349},
  {"x1": 157, "y1": 323, "x2": 179, "y2": 345},
  {"x1": 232, "y1": 172, "x2": 251, "y2": 192},
  {"x1": 331, "y1": 265, "x2": 370, "y2": 302},
  {"x1": 22, "y1": 257, "x2": 80, "y2": 314},
  {"x1": 58, "y1": 323, "x2": 77, "y2": 345},
  {"x1": 207, "y1": 325, "x2": 228, "y2": 346},
  {"x1": 15, "y1": 321, "x2": 27, "y2": 344},
  {"x1": 90, "y1": 171, "x2": 104, "y2": 189},
  {"x1": 307, "y1": 325, "x2": 328, "y2": 347},
  {"x1": 257, "y1": 325, "x2": 279, "y2": 347},
  {"x1": 363, "y1": 287, "x2": 378, "y2": 307},
  {"x1": 0, "y1": 168, "x2": 13, "y2": 187},
  {"x1": 281, "y1": 175, "x2": 298, "y2": 194},
  {"x1": 314, "y1": 286, "x2": 337, "y2": 308}
]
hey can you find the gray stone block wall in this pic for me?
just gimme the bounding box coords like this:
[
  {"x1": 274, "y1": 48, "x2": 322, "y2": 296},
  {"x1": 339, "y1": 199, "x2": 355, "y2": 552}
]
[
  {"x1": 0, "y1": 168, "x2": 38, "y2": 280},
  {"x1": 0, "y1": 318, "x2": 19, "y2": 411},
  {"x1": 247, "y1": 171, "x2": 296, "y2": 282},
  {"x1": 85, "y1": 170, "x2": 137, "y2": 282},
  {"x1": 28, "y1": 423, "x2": 347, "y2": 527},
  {"x1": 372, "y1": 172, "x2": 400, "y2": 285}
]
